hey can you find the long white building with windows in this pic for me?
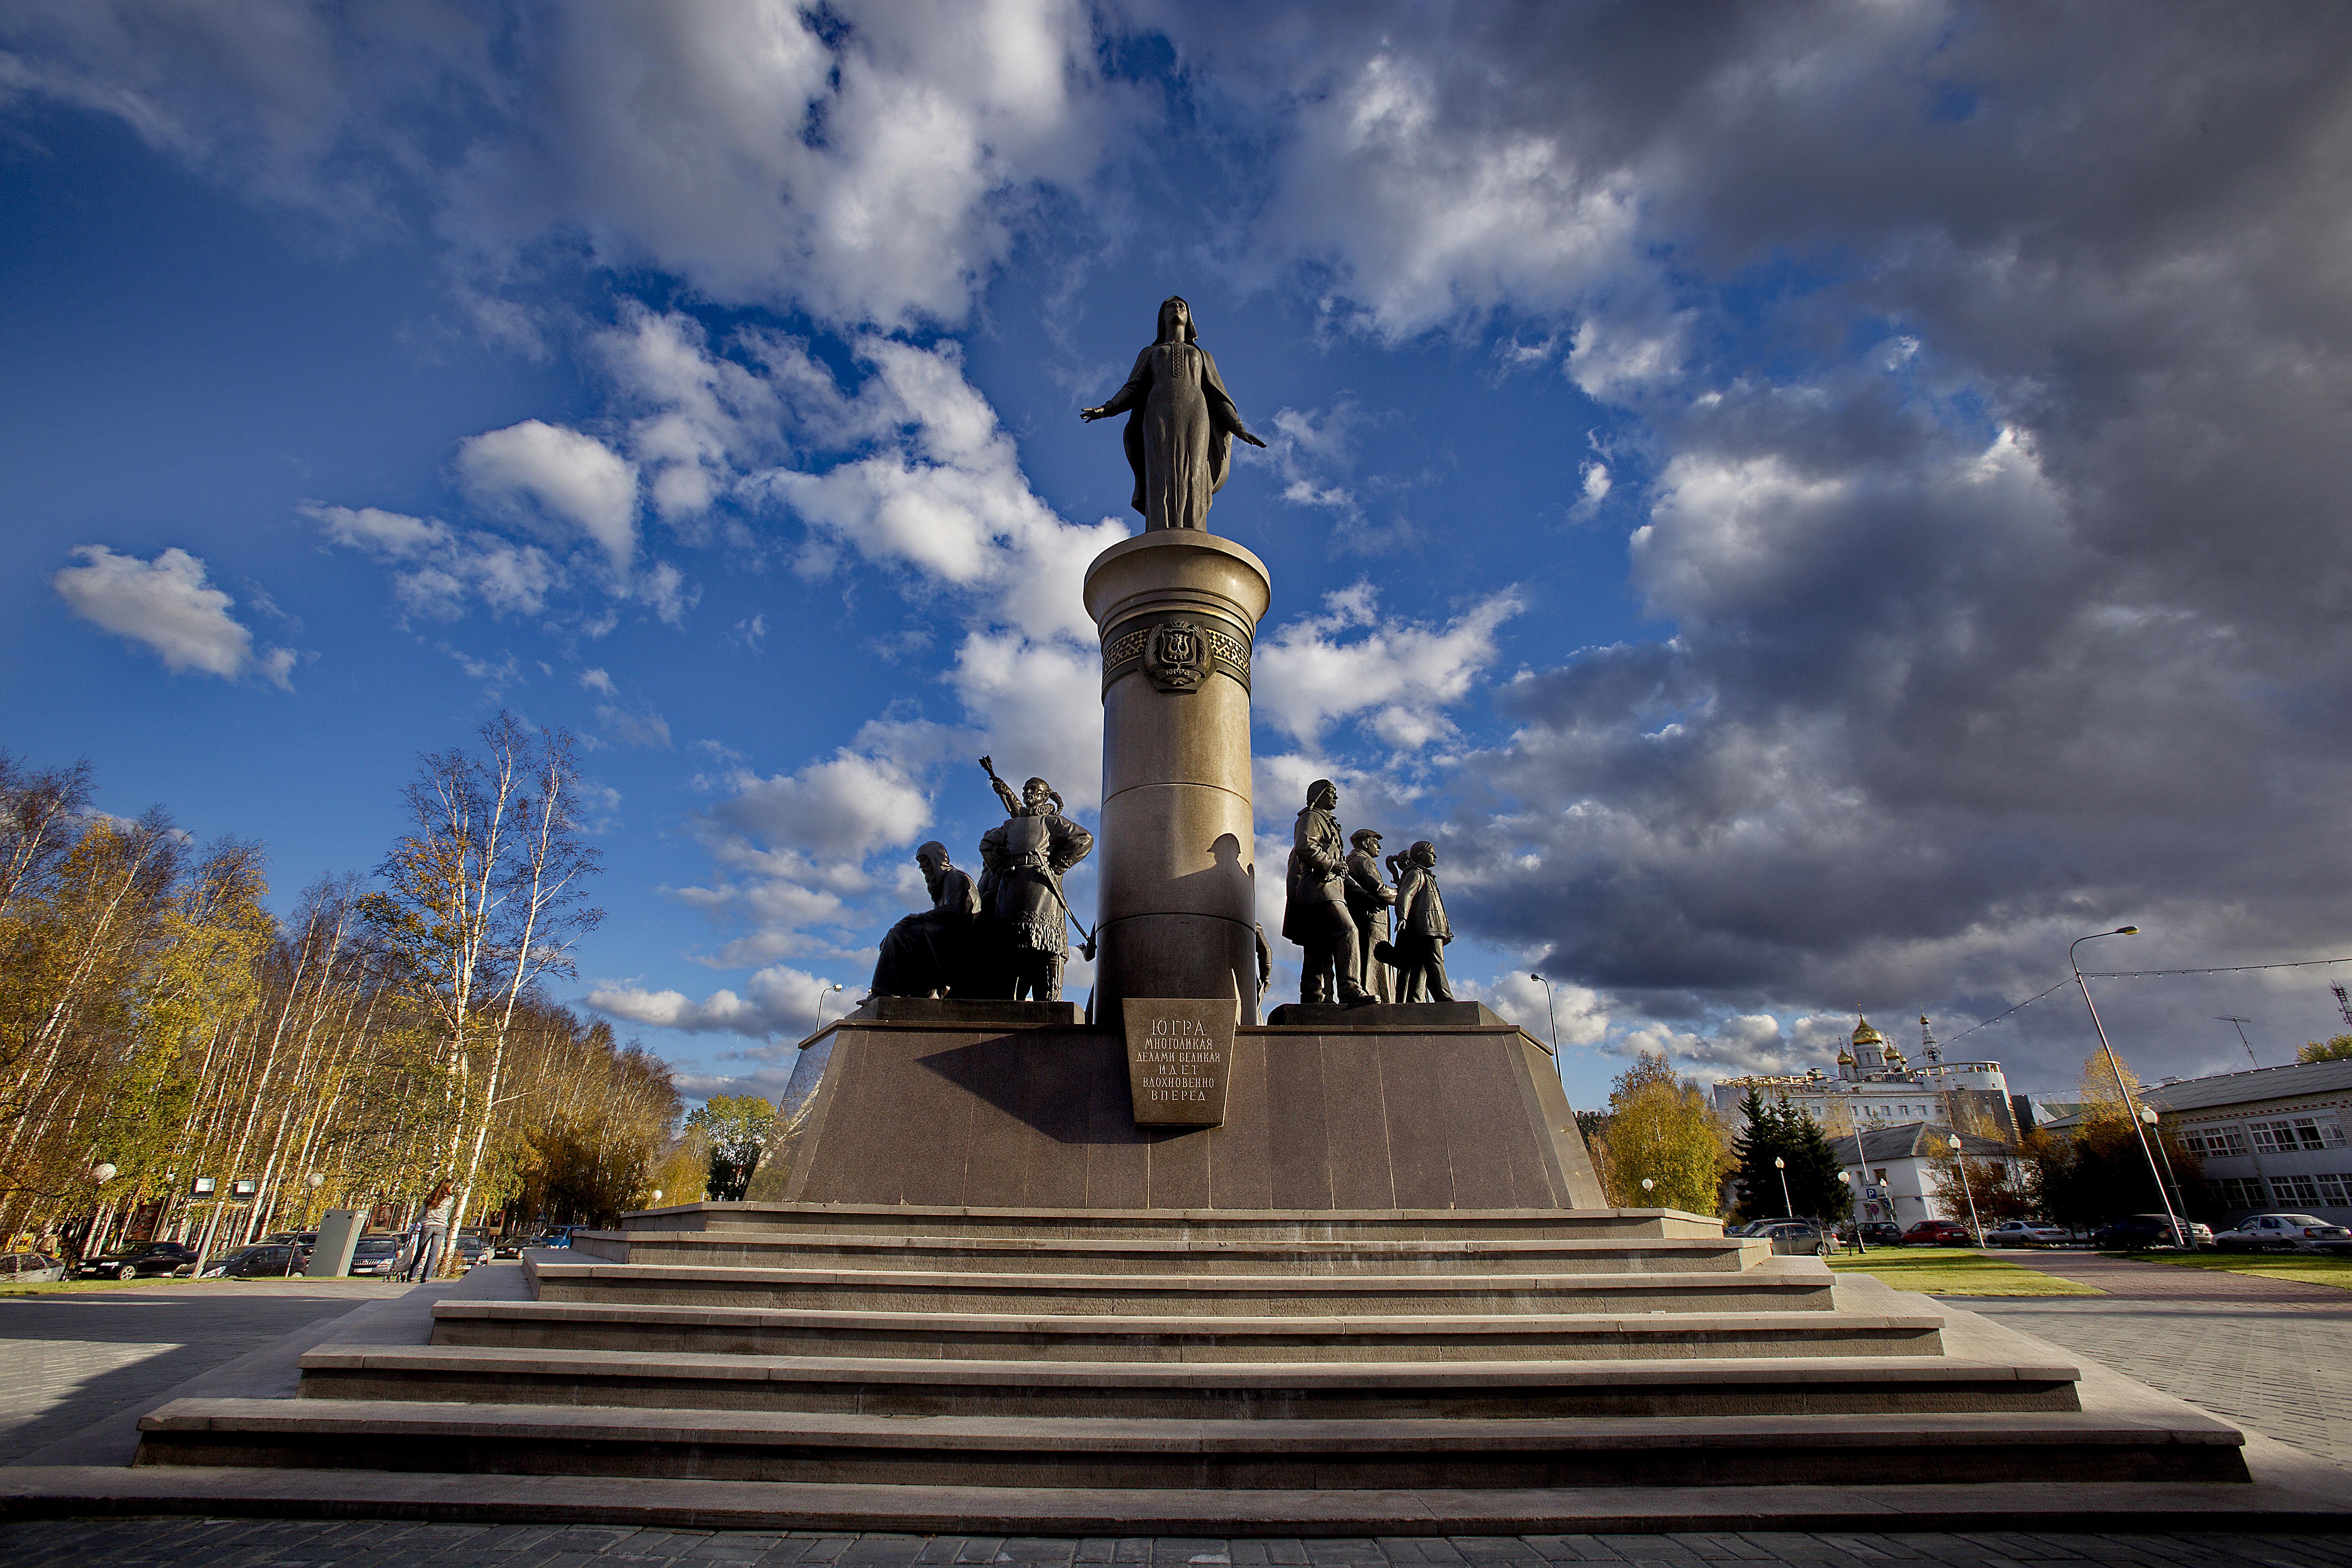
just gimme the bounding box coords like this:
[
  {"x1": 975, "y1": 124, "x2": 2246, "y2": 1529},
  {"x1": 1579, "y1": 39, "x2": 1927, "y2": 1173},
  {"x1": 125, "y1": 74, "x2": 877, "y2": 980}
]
[
  {"x1": 2139, "y1": 1058, "x2": 2352, "y2": 1222},
  {"x1": 1712, "y1": 1016, "x2": 2020, "y2": 1143}
]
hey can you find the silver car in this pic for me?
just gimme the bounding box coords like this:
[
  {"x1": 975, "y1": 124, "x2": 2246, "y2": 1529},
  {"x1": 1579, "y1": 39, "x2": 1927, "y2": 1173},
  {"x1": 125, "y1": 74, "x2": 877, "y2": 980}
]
[
  {"x1": 0, "y1": 1251, "x2": 67, "y2": 1284},
  {"x1": 2214, "y1": 1213, "x2": 2352, "y2": 1253}
]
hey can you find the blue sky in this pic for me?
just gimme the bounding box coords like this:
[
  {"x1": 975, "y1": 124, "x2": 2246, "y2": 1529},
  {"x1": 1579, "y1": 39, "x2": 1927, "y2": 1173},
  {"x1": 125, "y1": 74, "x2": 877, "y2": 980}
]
[{"x1": 8, "y1": 2, "x2": 2352, "y2": 1109}]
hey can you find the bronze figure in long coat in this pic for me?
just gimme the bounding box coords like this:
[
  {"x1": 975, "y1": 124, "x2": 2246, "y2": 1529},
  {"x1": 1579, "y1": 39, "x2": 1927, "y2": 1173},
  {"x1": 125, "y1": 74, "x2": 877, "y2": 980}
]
[{"x1": 1282, "y1": 779, "x2": 1368, "y2": 1005}]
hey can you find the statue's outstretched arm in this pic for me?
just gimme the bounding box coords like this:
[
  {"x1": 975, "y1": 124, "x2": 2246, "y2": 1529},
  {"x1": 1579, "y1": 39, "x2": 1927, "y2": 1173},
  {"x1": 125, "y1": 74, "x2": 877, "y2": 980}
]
[{"x1": 1081, "y1": 348, "x2": 1154, "y2": 423}]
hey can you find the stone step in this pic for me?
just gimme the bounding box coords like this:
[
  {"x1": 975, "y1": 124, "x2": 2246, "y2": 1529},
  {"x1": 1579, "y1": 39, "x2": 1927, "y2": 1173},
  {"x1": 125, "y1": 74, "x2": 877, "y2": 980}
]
[
  {"x1": 137, "y1": 1398, "x2": 2246, "y2": 1488},
  {"x1": 297, "y1": 1344, "x2": 2084, "y2": 1420},
  {"x1": 428, "y1": 1300, "x2": 1944, "y2": 1362},
  {"x1": 585, "y1": 1232, "x2": 1767, "y2": 1277},
  {"x1": 520, "y1": 1259, "x2": 1831, "y2": 1316},
  {"x1": 614, "y1": 1203, "x2": 1727, "y2": 1244}
]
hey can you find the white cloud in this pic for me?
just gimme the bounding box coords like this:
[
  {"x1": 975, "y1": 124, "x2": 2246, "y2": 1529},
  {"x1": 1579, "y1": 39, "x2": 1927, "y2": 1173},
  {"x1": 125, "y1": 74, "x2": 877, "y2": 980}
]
[
  {"x1": 0, "y1": 1, "x2": 1124, "y2": 333},
  {"x1": 1248, "y1": 50, "x2": 1641, "y2": 340},
  {"x1": 1254, "y1": 583, "x2": 1522, "y2": 749},
  {"x1": 588, "y1": 962, "x2": 846, "y2": 1042},
  {"x1": 54, "y1": 545, "x2": 293, "y2": 689},
  {"x1": 455, "y1": 420, "x2": 639, "y2": 573},
  {"x1": 303, "y1": 502, "x2": 559, "y2": 621},
  {"x1": 437, "y1": 0, "x2": 1117, "y2": 329}
]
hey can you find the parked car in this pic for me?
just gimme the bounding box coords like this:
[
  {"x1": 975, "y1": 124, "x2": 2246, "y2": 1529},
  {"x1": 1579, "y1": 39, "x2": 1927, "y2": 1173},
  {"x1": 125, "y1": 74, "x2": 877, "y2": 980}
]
[
  {"x1": 262, "y1": 1232, "x2": 317, "y2": 1270},
  {"x1": 1844, "y1": 1221, "x2": 1906, "y2": 1247},
  {"x1": 344, "y1": 1233, "x2": 412, "y2": 1278},
  {"x1": 200, "y1": 1243, "x2": 303, "y2": 1279},
  {"x1": 454, "y1": 1230, "x2": 489, "y2": 1267},
  {"x1": 2093, "y1": 1212, "x2": 2214, "y2": 1250},
  {"x1": 73, "y1": 1240, "x2": 201, "y2": 1280},
  {"x1": 1982, "y1": 1220, "x2": 2069, "y2": 1247},
  {"x1": 1, "y1": 1250, "x2": 67, "y2": 1284},
  {"x1": 492, "y1": 1236, "x2": 526, "y2": 1260},
  {"x1": 1742, "y1": 1218, "x2": 1835, "y2": 1256},
  {"x1": 2212, "y1": 1213, "x2": 2352, "y2": 1254},
  {"x1": 1901, "y1": 1219, "x2": 1978, "y2": 1246}
]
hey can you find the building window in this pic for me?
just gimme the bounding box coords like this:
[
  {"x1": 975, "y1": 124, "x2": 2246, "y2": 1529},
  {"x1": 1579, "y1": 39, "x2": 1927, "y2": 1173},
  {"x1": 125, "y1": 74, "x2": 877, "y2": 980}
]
[
  {"x1": 2215, "y1": 1177, "x2": 2263, "y2": 1209},
  {"x1": 2271, "y1": 1175, "x2": 2324, "y2": 1207},
  {"x1": 2291, "y1": 1117, "x2": 2345, "y2": 1150},
  {"x1": 2317, "y1": 1174, "x2": 2350, "y2": 1207},
  {"x1": 2249, "y1": 1121, "x2": 2296, "y2": 1154}
]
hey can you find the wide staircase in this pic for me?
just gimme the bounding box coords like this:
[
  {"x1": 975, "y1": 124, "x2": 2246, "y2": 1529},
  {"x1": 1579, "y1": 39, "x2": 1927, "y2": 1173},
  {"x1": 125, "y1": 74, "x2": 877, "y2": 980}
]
[{"x1": 130, "y1": 1201, "x2": 2249, "y2": 1499}]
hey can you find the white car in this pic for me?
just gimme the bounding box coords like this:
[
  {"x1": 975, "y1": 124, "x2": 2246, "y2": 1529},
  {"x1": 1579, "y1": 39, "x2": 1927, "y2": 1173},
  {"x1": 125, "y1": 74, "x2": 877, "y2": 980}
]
[
  {"x1": 1981, "y1": 1220, "x2": 2068, "y2": 1247},
  {"x1": 2213, "y1": 1213, "x2": 2352, "y2": 1254}
]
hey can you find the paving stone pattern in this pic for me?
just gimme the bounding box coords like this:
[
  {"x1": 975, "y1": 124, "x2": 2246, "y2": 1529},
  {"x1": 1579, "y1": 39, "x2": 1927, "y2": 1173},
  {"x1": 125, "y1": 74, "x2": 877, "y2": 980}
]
[
  {"x1": 0, "y1": 1283, "x2": 402, "y2": 1463},
  {"x1": 1965, "y1": 1250, "x2": 2352, "y2": 1467},
  {"x1": 2, "y1": 1520, "x2": 2351, "y2": 1568}
]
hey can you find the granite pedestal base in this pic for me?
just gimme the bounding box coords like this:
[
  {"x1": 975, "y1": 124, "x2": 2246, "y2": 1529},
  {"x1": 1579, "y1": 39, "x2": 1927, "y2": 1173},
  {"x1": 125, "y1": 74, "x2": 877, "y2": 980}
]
[{"x1": 743, "y1": 1011, "x2": 1601, "y2": 1210}]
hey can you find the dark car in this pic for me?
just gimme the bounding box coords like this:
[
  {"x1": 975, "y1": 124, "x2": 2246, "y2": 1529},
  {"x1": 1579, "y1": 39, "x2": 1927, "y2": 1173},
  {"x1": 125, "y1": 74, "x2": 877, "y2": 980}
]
[
  {"x1": 345, "y1": 1233, "x2": 412, "y2": 1278},
  {"x1": 1901, "y1": 1219, "x2": 1977, "y2": 1246},
  {"x1": 1842, "y1": 1222, "x2": 1905, "y2": 1247},
  {"x1": 74, "y1": 1240, "x2": 200, "y2": 1280},
  {"x1": 200, "y1": 1243, "x2": 302, "y2": 1279},
  {"x1": 454, "y1": 1230, "x2": 489, "y2": 1266},
  {"x1": 2094, "y1": 1212, "x2": 2214, "y2": 1250}
]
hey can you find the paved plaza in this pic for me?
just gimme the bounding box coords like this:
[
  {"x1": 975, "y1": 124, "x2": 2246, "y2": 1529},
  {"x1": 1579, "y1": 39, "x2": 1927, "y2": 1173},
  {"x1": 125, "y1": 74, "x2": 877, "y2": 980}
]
[
  {"x1": 1965, "y1": 1250, "x2": 2352, "y2": 1469},
  {"x1": 0, "y1": 1281, "x2": 406, "y2": 1464}
]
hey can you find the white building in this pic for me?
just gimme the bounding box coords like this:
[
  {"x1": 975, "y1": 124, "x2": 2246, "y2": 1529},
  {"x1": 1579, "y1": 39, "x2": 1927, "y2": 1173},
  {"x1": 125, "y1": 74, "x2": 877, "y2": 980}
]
[
  {"x1": 1835, "y1": 1122, "x2": 2016, "y2": 1228},
  {"x1": 2139, "y1": 1058, "x2": 2352, "y2": 1224},
  {"x1": 1714, "y1": 1017, "x2": 2019, "y2": 1142}
]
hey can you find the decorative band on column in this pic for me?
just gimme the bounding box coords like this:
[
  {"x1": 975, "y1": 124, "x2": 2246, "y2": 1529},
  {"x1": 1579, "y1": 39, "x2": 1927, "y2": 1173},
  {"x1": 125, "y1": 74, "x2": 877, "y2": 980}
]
[{"x1": 1101, "y1": 614, "x2": 1252, "y2": 694}]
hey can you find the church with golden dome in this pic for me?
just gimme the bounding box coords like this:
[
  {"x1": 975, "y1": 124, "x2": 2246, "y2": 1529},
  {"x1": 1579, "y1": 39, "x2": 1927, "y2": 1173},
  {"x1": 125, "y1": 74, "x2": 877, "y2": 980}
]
[{"x1": 1710, "y1": 1014, "x2": 2021, "y2": 1142}]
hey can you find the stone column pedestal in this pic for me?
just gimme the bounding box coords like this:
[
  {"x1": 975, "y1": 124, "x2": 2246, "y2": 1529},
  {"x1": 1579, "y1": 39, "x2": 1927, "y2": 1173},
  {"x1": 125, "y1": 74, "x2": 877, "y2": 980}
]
[{"x1": 1083, "y1": 531, "x2": 1271, "y2": 1023}]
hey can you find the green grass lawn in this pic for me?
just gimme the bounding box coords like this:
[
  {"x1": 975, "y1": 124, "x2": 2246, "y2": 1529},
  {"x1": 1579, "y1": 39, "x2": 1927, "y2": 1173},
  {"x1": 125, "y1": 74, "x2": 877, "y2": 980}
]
[
  {"x1": 2109, "y1": 1248, "x2": 2352, "y2": 1289},
  {"x1": 1827, "y1": 1245, "x2": 2103, "y2": 1296}
]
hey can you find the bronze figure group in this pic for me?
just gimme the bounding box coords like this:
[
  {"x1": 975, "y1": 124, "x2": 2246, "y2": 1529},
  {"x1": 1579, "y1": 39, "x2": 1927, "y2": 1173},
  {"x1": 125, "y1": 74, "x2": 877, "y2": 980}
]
[
  {"x1": 864, "y1": 759, "x2": 1094, "y2": 1005},
  {"x1": 1283, "y1": 779, "x2": 1452, "y2": 1006}
]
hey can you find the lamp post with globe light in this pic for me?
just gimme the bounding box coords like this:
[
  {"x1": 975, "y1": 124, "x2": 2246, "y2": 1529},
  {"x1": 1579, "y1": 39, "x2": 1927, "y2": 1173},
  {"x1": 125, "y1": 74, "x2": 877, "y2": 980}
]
[
  {"x1": 812, "y1": 980, "x2": 846, "y2": 1028},
  {"x1": 1946, "y1": 1133, "x2": 1984, "y2": 1243},
  {"x1": 1773, "y1": 1154, "x2": 1793, "y2": 1218},
  {"x1": 2140, "y1": 1105, "x2": 2190, "y2": 1228},
  {"x1": 2070, "y1": 926, "x2": 2186, "y2": 1246}
]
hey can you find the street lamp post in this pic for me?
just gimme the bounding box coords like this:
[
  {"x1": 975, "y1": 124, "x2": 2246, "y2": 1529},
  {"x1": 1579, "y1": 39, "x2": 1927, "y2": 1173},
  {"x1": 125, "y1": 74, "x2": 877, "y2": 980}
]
[
  {"x1": 2070, "y1": 926, "x2": 2187, "y2": 1247},
  {"x1": 1640, "y1": 1177, "x2": 1655, "y2": 1204},
  {"x1": 1528, "y1": 974, "x2": 1563, "y2": 1058},
  {"x1": 811, "y1": 980, "x2": 846, "y2": 1028},
  {"x1": 1773, "y1": 1154, "x2": 1794, "y2": 1218},
  {"x1": 1946, "y1": 1133, "x2": 1984, "y2": 1243},
  {"x1": 2140, "y1": 1105, "x2": 2190, "y2": 1225}
]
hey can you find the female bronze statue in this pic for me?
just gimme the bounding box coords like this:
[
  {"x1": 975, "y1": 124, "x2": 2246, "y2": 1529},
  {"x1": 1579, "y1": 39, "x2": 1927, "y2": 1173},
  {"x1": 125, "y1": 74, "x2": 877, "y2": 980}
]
[{"x1": 1081, "y1": 296, "x2": 1266, "y2": 533}]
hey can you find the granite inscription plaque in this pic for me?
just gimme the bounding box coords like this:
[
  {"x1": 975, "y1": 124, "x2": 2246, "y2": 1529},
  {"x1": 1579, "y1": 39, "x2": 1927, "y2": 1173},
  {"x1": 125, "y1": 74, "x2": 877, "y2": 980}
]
[{"x1": 1122, "y1": 998, "x2": 1236, "y2": 1126}]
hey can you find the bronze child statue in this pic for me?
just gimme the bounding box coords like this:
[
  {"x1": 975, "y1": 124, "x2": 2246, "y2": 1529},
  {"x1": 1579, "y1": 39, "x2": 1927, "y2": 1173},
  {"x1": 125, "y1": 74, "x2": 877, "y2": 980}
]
[{"x1": 1390, "y1": 840, "x2": 1454, "y2": 1003}]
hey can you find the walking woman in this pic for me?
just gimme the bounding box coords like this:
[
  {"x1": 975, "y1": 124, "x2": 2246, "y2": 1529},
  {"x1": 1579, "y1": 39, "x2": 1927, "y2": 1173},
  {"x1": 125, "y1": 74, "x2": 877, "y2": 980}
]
[{"x1": 407, "y1": 1178, "x2": 456, "y2": 1282}]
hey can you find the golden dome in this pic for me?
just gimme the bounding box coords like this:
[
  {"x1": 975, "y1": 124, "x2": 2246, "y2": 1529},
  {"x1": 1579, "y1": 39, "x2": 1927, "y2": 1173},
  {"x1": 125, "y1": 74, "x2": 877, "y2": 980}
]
[{"x1": 1852, "y1": 1016, "x2": 1886, "y2": 1047}]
